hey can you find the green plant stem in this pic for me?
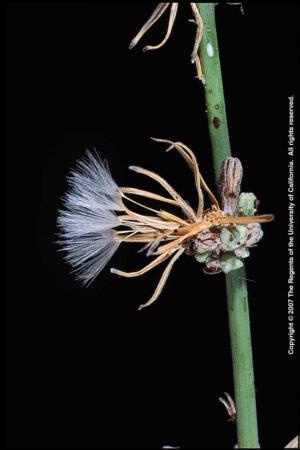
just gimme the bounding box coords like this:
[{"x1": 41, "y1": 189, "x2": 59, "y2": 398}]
[{"x1": 196, "y1": 4, "x2": 260, "y2": 448}]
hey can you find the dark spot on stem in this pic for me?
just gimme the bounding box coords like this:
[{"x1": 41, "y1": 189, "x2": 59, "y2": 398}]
[
  {"x1": 215, "y1": 104, "x2": 220, "y2": 110},
  {"x1": 213, "y1": 117, "x2": 221, "y2": 128}
]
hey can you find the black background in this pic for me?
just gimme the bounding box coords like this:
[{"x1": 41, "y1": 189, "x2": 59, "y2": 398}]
[{"x1": 4, "y1": 2, "x2": 298, "y2": 448}]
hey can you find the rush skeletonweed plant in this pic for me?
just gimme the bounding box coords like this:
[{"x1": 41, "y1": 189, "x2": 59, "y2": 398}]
[{"x1": 57, "y1": 138, "x2": 273, "y2": 310}]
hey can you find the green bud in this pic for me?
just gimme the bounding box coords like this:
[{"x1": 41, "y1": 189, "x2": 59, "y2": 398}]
[
  {"x1": 220, "y1": 253, "x2": 244, "y2": 273},
  {"x1": 195, "y1": 251, "x2": 210, "y2": 263},
  {"x1": 237, "y1": 192, "x2": 257, "y2": 216},
  {"x1": 220, "y1": 225, "x2": 248, "y2": 251}
]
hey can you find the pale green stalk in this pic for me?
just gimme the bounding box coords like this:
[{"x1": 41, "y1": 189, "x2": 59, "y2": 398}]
[{"x1": 196, "y1": 4, "x2": 260, "y2": 448}]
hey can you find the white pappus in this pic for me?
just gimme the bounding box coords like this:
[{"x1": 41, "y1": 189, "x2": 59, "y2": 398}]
[{"x1": 57, "y1": 150, "x2": 122, "y2": 285}]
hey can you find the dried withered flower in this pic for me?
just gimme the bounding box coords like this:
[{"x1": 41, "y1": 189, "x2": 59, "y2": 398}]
[
  {"x1": 219, "y1": 157, "x2": 243, "y2": 216},
  {"x1": 219, "y1": 392, "x2": 236, "y2": 422},
  {"x1": 129, "y1": 3, "x2": 204, "y2": 64},
  {"x1": 57, "y1": 140, "x2": 273, "y2": 310}
]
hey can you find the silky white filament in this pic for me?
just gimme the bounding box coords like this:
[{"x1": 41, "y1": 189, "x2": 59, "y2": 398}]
[
  {"x1": 57, "y1": 150, "x2": 123, "y2": 285},
  {"x1": 66, "y1": 149, "x2": 123, "y2": 211},
  {"x1": 57, "y1": 207, "x2": 120, "y2": 238},
  {"x1": 61, "y1": 231, "x2": 120, "y2": 286}
]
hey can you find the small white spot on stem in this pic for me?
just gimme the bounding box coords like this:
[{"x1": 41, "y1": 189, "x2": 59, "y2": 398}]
[{"x1": 206, "y1": 42, "x2": 214, "y2": 58}]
